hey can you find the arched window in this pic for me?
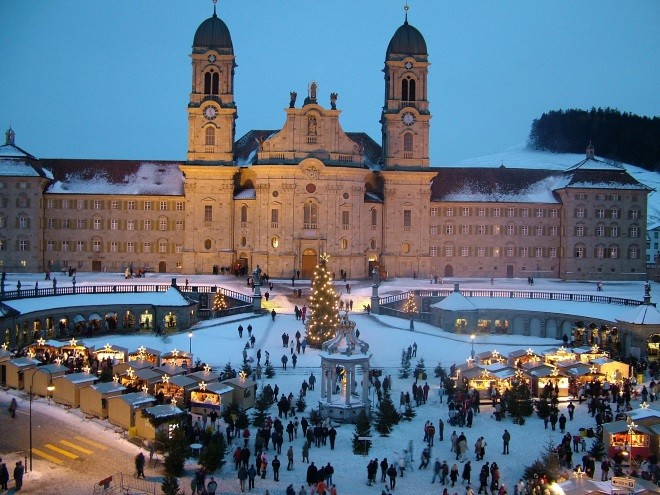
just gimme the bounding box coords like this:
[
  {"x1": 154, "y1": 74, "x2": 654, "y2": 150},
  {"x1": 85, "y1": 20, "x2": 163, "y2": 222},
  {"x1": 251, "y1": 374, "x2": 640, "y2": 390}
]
[
  {"x1": 307, "y1": 116, "x2": 317, "y2": 135},
  {"x1": 402, "y1": 77, "x2": 416, "y2": 101},
  {"x1": 340, "y1": 238, "x2": 348, "y2": 250},
  {"x1": 240, "y1": 205, "x2": 248, "y2": 223},
  {"x1": 403, "y1": 133, "x2": 413, "y2": 152},
  {"x1": 303, "y1": 201, "x2": 318, "y2": 229},
  {"x1": 205, "y1": 127, "x2": 215, "y2": 146},
  {"x1": 204, "y1": 70, "x2": 219, "y2": 95},
  {"x1": 371, "y1": 209, "x2": 377, "y2": 227}
]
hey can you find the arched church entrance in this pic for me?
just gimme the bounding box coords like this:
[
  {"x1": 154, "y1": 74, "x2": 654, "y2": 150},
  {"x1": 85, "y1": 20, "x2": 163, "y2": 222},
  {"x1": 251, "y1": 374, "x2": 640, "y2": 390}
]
[
  {"x1": 301, "y1": 249, "x2": 317, "y2": 279},
  {"x1": 159, "y1": 261, "x2": 167, "y2": 273},
  {"x1": 444, "y1": 264, "x2": 453, "y2": 278}
]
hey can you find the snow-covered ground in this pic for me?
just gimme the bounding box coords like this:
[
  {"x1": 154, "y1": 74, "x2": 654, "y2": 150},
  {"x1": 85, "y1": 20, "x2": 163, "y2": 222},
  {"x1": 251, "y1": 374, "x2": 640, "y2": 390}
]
[{"x1": 2, "y1": 272, "x2": 659, "y2": 494}]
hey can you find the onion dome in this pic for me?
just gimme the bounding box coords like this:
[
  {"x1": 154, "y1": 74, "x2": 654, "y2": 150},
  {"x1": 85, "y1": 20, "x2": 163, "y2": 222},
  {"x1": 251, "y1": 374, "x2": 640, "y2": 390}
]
[
  {"x1": 193, "y1": 9, "x2": 233, "y2": 54},
  {"x1": 386, "y1": 18, "x2": 427, "y2": 57}
]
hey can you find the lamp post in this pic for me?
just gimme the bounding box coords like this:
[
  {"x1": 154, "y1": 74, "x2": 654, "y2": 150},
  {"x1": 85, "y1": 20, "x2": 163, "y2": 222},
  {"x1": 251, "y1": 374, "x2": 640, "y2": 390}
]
[
  {"x1": 188, "y1": 332, "x2": 193, "y2": 357},
  {"x1": 471, "y1": 334, "x2": 476, "y2": 359},
  {"x1": 29, "y1": 368, "x2": 55, "y2": 471}
]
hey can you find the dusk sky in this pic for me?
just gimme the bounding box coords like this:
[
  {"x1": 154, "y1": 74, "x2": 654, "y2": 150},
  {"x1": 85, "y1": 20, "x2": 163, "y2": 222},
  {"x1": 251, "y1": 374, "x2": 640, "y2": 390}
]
[{"x1": 1, "y1": 1, "x2": 658, "y2": 165}]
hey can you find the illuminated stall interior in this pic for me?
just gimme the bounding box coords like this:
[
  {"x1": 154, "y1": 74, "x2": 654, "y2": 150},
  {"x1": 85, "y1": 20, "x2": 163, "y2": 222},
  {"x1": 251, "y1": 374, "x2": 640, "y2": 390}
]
[
  {"x1": 161, "y1": 349, "x2": 192, "y2": 368},
  {"x1": 603, "y1": 420, "x2": 652, "y2": 460},
  {"x1": 155, "y1": 374, "x2": 197, "y2": 406},
  {"x1": 127, "y1": 346, "x2": 161, "y2": 365},
  {"x1": 190, "y1": 381, "x2": 233, "y2": 414},
  {"x1": 92, "y1": 343, "x2": 128, "y2": 364}
]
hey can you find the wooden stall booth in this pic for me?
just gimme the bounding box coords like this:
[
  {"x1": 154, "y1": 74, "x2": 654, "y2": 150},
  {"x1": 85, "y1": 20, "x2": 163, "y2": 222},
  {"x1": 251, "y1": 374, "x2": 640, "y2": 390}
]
[
  {"x1": 523, "y1": 363, "x2": 569, "y2": 398},
  {"x1": 53, "y1": 371, "x2": 97, "y2": 407},
  {"x1": 4, "y1": 357, "x2": 39, "y2": 390},
  {"x1": 79, "y1": 381, "x2": 126, "y2": 419},
  {"x1": 155, "y1": 374, "x2": 198, "y2": 407},
  {"x1": 461, "y1": 366, "x2": 494, "y2": 399},
  {"x1": 542, "y1": 346, "x2": 576, "y2": 366},
  {"x1": 590, "y1": 357, "x2": 630, "y2": 384},
  {"x1": 127, "y1": 346, "x2": 161, "y2": 366},
  {"x1": 119, "y1": 367, "x2": 162, "y2": 394},
  {"x1": 190, "y1": 381, "x2": 233, "y2": 415},
  {"x1": 107, "y1": 391, "x2": 156, "y2": 430},
  {"x1": 0, "y1": 348, "x2": 16, "y2": 386},
  {"x1": 188, "y1": 367, "x2": 221, "y2": 385},
  {"x1": 113, "y1": 359, "x2": 153, "y2": 379},
  {"x1": 92, "y1": 343, "x2": 128, "y2": 365},
  {"x1": 507, "y1": 348, "x2": 542, "y2": 368},
  {"x1": 135, "y1": 404, "x2": 186, "y2": 442},
  {"x1": 602, "y1": 420, "x2": 653, "y2": 460},
  {"x1": 155, "y1": 363, "x2": 187, "y2": 378},
  {"x1": 23, "y1": 363, "x2": 69, "y2": 397},
  {"x1": 223, "y1": 376, "x2": 257, "y2": 411},
  {"x1": 160, "y1": 350, "x2": 192, "y2": 369}
]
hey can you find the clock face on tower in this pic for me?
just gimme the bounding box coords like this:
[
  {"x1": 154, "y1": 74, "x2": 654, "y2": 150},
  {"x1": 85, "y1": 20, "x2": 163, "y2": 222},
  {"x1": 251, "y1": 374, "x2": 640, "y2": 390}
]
[
  {"x1": 402, "y1": 112, "x2": 415, "y2": 126},
  {"x1": 203, "y1": 106, "x2": 217, "y2": 120}
]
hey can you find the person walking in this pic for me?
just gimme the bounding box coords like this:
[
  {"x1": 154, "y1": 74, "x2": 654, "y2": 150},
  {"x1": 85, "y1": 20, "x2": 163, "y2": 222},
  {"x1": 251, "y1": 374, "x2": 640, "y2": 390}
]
[
  {"x1": 287, "y1": 445, "x2": 294, "y2": 471},
  {"x1": 247, "y1": 464, "x2": 257, "y2": 490},
  {"x1": 380, "y1": 457, "x2": 389, "y2": 483},
  {"x1": 502, "y1": 429, "x2": 511, "y2": 455},
  {"x1": 432, "y1": 458, "x2": 442, "y2": 483},
  {"x1": 13, "y1": 461, "x2": 24, "y2": 491},
  {"x1": 281, "y1": 354, "x2": 288, "y2": 370},
  {"x1": 450, "y1": 463, "x2": 459, "y2": 487},
  {"x1": 8, "y1": 398, "x2": 17, "y2": 419},
  {"x1": 462, "y1": 461, "x2": 472, "y2": 485},
  {"x1": 135, "y1": 452, "x2": 146, "y2": 478},
  {"x1": 238, "y1": 465, "x2": 248, "y2": 492}
]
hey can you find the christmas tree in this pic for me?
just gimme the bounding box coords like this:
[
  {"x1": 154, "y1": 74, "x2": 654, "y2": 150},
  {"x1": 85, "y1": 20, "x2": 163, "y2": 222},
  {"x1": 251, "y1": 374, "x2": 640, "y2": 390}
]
[
  {"x1": 352, "y1": 410, "x2": 372, "y2": 455},
  {"x1": 212, "y1": 291, "x2": 227, "y2": 313},
  {"x1": 403, "y1": 292, "x2": 417, "y2": 315},
  {"x1": 305, "y1": 254, "x2": 340, "y2": 348}
]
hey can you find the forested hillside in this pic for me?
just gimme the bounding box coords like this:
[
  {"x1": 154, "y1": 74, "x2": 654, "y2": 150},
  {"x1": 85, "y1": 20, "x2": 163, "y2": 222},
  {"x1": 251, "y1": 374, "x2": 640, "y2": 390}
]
[{"x1": 528, "y1": 108, "x2": 660, "y2": 172}]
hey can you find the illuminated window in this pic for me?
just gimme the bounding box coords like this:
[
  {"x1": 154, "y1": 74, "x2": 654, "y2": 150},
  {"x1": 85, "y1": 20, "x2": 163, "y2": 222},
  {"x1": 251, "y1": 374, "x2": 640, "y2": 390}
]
[{"x1": 272, "y1": 237, "x2": 280, "y2": 249}]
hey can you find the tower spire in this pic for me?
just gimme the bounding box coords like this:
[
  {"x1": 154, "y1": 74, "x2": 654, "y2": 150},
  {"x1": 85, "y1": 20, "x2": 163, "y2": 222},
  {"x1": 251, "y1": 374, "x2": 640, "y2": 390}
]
[
  {"x1": 213, "y1": 0, "x2": 217, "y2": 17},
  {"x1": 404, "y1": 2, "x2": 409, "y2": 24}
]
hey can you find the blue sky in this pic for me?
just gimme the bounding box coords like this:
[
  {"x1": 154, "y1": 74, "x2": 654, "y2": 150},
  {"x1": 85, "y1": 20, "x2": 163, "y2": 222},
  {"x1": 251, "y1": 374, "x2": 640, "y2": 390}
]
[{"x1": 1, "y1": 1, "x2": 658, "y2": 165}]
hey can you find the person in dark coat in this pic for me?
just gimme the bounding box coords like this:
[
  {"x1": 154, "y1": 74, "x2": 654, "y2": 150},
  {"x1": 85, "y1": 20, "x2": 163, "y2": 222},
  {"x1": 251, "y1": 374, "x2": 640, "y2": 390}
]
[
  {"x1": 387, "y1": 463, "x2": 397, "y2": 490},
  {"x1": 272, "y1": 455, "x2": 281, "y2": 481},
  {"x1": 135, "y1": 452, "x2": 146, "y2": 478},
  {"x1": 306, "y1": 462, "x2": 318, "y2": 486},
  {"x1": 13, "y1": 461, "x2": 24, "y2": 491},
  {"x1": 0, "y1": 463, "x2": 9, "y2": 490}
]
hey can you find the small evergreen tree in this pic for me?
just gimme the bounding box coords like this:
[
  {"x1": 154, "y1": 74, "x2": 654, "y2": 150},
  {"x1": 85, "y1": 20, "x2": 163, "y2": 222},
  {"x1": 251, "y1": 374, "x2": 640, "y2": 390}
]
[
  {"x1": 305, "y1": 254, "x2": 340, "y2": 348},
  {"x1": 235, "y1": 407, "x2": 250, "y2": 430},
  {"x1": 264, "y1": 361, "x2": 276, "y2": 378},
  {"x1": 402, "y1": 402, "x2": 416, "y2": 421},
  {"x1": 212, "y1": 291, "x2": 227, "y2": 314},
  {"x1": 352, "y1": 409, "x2": 372, "y2": 455},
  {"x1": 399, "y1": 357, "x2": 412, "y2": 379},
  {"x1": 161, "y1": 475, "x2": 183, "y2": 495},
  {"x1": 505, "y1": 380, "x2": 534, "y2": 425},
  {"x1": 589, "y1": 436, "x2": 604, "y2": 461},
  {"x1": 198, "y1": 432, "x2": 227, "y2": 473},
  {"x1": 296, "y1": 394, "x2": 307, "y2": 413},
  {"x1": 522, "y1": 436, "x2": 562, "y2": 482},
  {"x1": 251, "y1": 391, "x2": 270, "y2": 427},
  {"x1": 374, "y1": 390, "x2": 399, "y2": 436},
  {"x1": 309, "y1": 408, "x2": 325, "y2": 426},
  {"x1": 222, "y1": 361, "x2": 234, "y2": 379},
  {"x1": 535, "y1": 397, "x2": 551, "y2": 419},
  {"x1": 434, "y1": 361, "x2": 448, "y2": 381},
  {"x1": 414, "y1": 358, "x2": 427, "y2": 381},
  {"x1": 240, "y1": 361, "x2": 253, "y2": 378},
  {"x1": 164, "y1": 427, "x2": 187, "y2": 477}
]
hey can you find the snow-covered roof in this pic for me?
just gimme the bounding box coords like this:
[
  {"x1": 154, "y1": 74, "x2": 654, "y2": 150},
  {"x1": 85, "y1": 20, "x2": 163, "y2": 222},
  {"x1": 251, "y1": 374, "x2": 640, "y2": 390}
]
[
  {"x1": 169, "y1": 374, "x2": 197, "y2": 388},
  {"x1": 0, "y1": 142, "x2": 36, "y2": 159},
  {"x1": 43, "y1": 159, "x2": 184, "y2": 196},
  {"x1": 92, "y1": 382, "x2": 126, "y2": 394},
  {"x1": 434, "y1": 291, "x2": 477, "y2": 311},
  {"x1": 59, "y1": 372, "x2": 97, "y2": 385},
  {"x1": 200, "y1": 382, "x2": 233, "y2": 395},
  {"x1": 114, "y1": 391, "x2": 155, "y2": 407},
  {"x1": 143, "y1": 404, "x2": 184, "y2": 419},
  {"x1": 0, "y1": 159, "x2": 43, "y2": 177},
  {"x1": 10, "y1": 357, "x2": 40, "y2": 368},
  {"x1": 616, "y1": 303, "x2": 660, "y2": 325},
  {"x1": 4, "y1": 287, "x2": 195, "y2": 315}
]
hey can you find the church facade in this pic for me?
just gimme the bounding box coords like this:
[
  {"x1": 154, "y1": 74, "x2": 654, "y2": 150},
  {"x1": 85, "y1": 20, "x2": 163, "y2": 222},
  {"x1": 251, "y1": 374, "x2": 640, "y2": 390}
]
[{"x1": 0, "y1": 10, "x2": 651, "y2": 281}]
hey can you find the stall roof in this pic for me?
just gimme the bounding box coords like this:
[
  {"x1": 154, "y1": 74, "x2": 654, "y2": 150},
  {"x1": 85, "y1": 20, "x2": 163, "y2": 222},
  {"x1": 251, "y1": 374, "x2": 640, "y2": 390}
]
[
  {"x1": 156, "y1": 364, "x2": 187, "y2": 376},
  {"x1": 169, "y1": 375, "x2": 197, "y2": 388},
  {"x1": 135, "y1": 368, "x2": 163, "y2": 381},
  {"x1": 143, "y1": 404, "x2": 185, "y2": 419},
  {"x1": 556, "y1": 477, "x2": 660, "y2": 495},
  {"x1": 462, "y1": 367, "x2": 493, "y2": 380},
  {"x1": 9, "y1": 357, "x2": 40, "y2": 368},
  {"x1": 563, "y1": 363, "x2": 599, "y2": 377},
  {"x1": 525, "y1": 364, "x2": 564, "y2": 378},
  {"x1": 59, "y1": 372, "x2": 97, "y2": 385},
  {"x1": 92, "y1": 382, "x2": 126, "y2": 394},
  {"x1": 114, "y1": 392, "x2": 155, "y2": 408},
  {"x1": 161, "y1": 350, "x2": 192, "y2": 359},
  {"x1": 0, "y1": 348, "x2": 14, "y2": 360},
  {"x1": 489, "y1": 367, "x2": 518, "y2": 380},
  {"x1": 129, "y1": 347, "x2": 161, "y2": 357},
  {"x1": 223, "y1": 376, "x2": 256, "y2": 389},
  {"x1": 507, "y1": 348, "x2": 541, "y2": 359},
  {"x1": 602, "y1": 420, "x2": 653, "y2": 435},
  {"x1": 35, "y1": 363, "x2": 69, "y2": 375},
  {"x1": 93, "y1": 344, "x2": 129, "y2": 355},
  {"x1": 201, "y1": 382, "x2": 233, "y2": 395},
  {"x1": 116, "y1": 359, "x2": 154, "y2": 372},
  {"x1": 627, "y1": 407, "x2": 660, "y2": 422},
  {"x1": 188, "y1": 370, "x2": 221, "y2": 383}
]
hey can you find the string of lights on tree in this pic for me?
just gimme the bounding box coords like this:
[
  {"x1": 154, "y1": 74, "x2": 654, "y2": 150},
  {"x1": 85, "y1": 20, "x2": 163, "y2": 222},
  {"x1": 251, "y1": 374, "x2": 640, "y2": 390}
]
[
  {"x1": 403, "y1": 292, "x2": 417, "y2": 315},
  {"x1": 212, "y1": 291, "x2": 227, "y2": 312},
  {"x1": 305, "y1": 253, "x2": 341, "y2": 348}
]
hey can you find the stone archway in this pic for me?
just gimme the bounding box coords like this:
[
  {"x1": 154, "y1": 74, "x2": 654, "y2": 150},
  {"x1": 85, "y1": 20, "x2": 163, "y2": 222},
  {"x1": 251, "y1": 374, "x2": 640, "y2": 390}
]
[
  {"x1": 158, "y1": 261, "x2": 167, "y2": 273},
  {"x1": 545, "y1": 319, "x2": 558, "y2": 340},
  {"x1": 444, "y1": 264, "x2": 453, "y2": 278},
  {"x1": 529, "y1": 317, "x2": 542, "y2": 337}
]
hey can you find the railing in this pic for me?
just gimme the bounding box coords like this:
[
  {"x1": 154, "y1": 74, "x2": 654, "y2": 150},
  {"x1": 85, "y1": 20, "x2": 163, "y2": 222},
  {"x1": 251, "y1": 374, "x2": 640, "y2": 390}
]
[
  {"x1": 0, "y1": 284, "x2": 252, "y2": 304},
  {"x1": 379, "y1": 289, "x2": 643, "y2": 308}
]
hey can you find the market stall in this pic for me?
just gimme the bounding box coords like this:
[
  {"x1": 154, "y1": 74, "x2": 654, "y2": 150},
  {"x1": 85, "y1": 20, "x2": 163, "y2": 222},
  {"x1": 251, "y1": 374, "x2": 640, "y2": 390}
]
[
  {"x1": 92, "y1": 343, "x2": 128, "y2": 365},
  {"x1": 155, "y1": 363, "x2": 187, "y2": 378},
  {"x1": 542, "y1": 346, "x2": 576, "y2": 366},
  {"x1": 160, "y1": 349, "x2": 192, "y2": 368},
  {"x1": 107, "y1": 391, "x2": 155, "y2": 430},
  {"x1": 79, "y1": 380, "x2": 126, "y2": 419},
  {"x1": 23, "y1": 363, "x2": 69, "y2": 397},
  {"x1": 223, "y1": 376, "x2": 257, "y2": 411},
  {"x1": 602, "y1": 420, "x2": 653, "y2": 460},
  {"x1": 113, "y1": 359, "x2": 153, "y2": 378},
  {"x1": 52, "y1": 371, "x2": 97, "y2": 407},
  {"x1": 190, "y1": 381, "x2": 233, "y2": 415},
  {"x1": 188, "y1": 367, "x2": 221, "y2": 385},
  {"x1": 3, "y1": 356, "x2": 39, "y2": 390},
  {"x1": 590, "y1": 357, "x2": 630, "y2": 383},
  {"x1": 507, "y1": 348, "x2": 542, "y2": 368},
  {"x1": 523, "y1": 363, "x2": 569, "y2": 398},
  {"x1": 155, "y1": 374, "x2": 197, "y2": 406},
  {"x1": 127, "y1": 346, "x2": 161, "y2": 365},
  {"x1": 135, "y1": 404, "x2": 186, "y2": 442}
]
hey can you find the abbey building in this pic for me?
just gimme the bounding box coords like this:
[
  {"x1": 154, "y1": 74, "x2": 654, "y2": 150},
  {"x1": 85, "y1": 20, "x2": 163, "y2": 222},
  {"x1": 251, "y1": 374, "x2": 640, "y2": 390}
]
[{"x1": 0, "y1": 10, "x2": 651, "y2": 281}]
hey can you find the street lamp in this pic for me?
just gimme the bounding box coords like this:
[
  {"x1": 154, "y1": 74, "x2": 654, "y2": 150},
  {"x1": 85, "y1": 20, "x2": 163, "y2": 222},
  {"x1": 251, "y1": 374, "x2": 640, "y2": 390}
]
[
  {"x1": 471, "y1": 334, "x2": 476, "y2": 359},
  {"x1": 188, "y1": 332, "x2": 193, "y2": 357},
  {"x1": 29, "y1": 368, "x2": 55, "y2": 471}
]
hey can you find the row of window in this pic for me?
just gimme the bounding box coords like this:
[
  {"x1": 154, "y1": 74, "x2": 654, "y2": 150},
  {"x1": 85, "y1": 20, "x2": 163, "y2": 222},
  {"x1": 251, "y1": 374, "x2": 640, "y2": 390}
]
[
  {"x1": 575, "y1": 193, "x2": 629, "y2": 202},
  {"x1": 44, "y1": 199, "x2": 185, "y2": 211},
  {"x1": 41, "y1": 240, "x2": 183, "y2": 254},
  {"x1": 426, "y1": 244, "x2": 640, "y2": 259},
  {"x1": 40, "y1": 218, "x2": 185, "y2": 231},
  {"x1": 574, "y1": 207, "x2": 641, "y2": 219},
  {"x1": 0, "y1": 181, "x2": 30, "y2": 189},
  {"x1": 430, "y1": 206, "x2": 560, "y2": 218},
  {"x1": 427, "y1": 223, "x2": 640, "y2": 238},
  {"x1": 573, "y1": 225, "x2": 640, "y2": 237}
]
